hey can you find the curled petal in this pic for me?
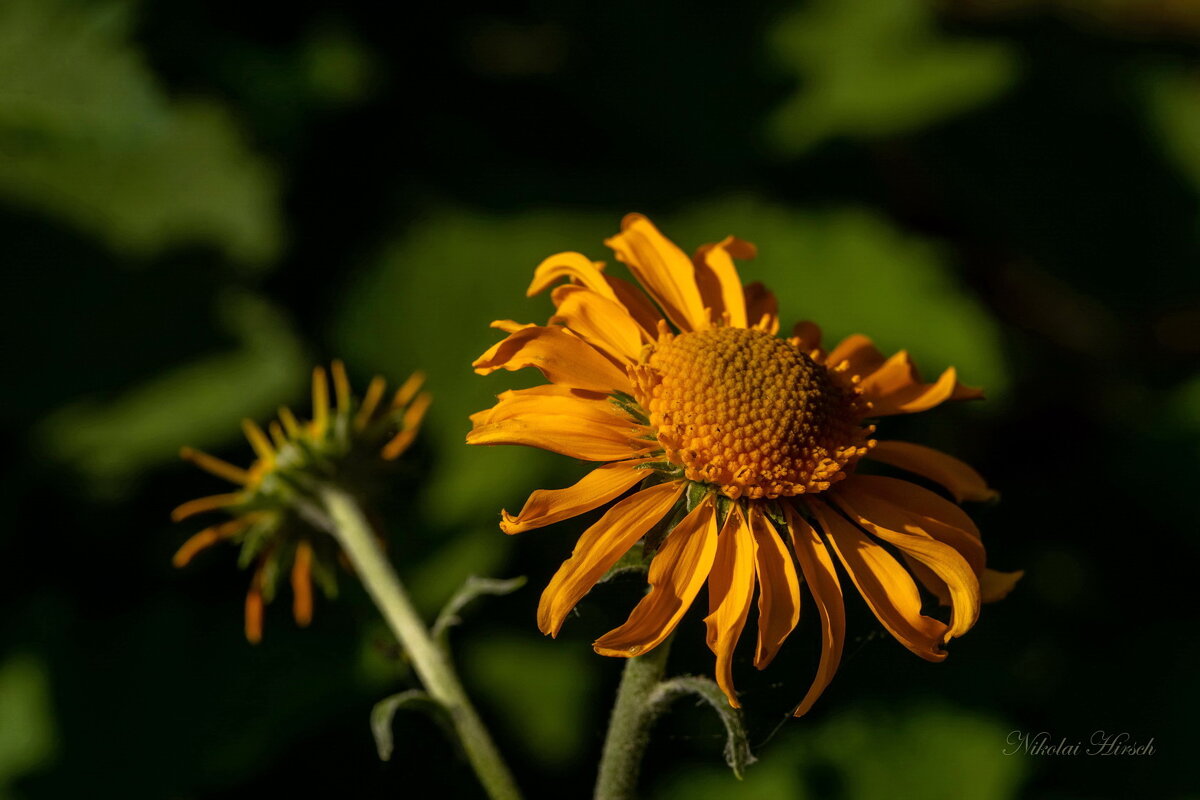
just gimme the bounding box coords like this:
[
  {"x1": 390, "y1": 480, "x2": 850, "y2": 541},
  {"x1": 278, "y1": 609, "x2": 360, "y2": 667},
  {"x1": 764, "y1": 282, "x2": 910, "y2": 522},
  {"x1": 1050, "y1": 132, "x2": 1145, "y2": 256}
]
[
  {"x1": 470, "y1": 385, "x2": 628, "y2": 429},
  {"x1": 749, "y1": 504, "x2": 800, "y2": 669},
  {"x1": 703, "y1": 504, "x2": 758, "y2": 707},
  {"x1": 537, "y1": 481, "x2": 686, "y2": 637},
  {"x1": 810, "y1": 500, "x2": 949, "y2": 662},
  {"x1": 860, "y1": 351, "x2": 983, "y2": 416},
  {"x1": 593, "y1": 495, "x2": 719, "y2": 657},
  {"x1": 500, "y1": 459, "x2": 655, "y2": 534},
  {"x1": 550, "y1": 285, "x2": 644, "y2": 364},
  {"x1": 834, "y1": 487, "x2": 980, "y2": 640},
  {"x1": 867, "y1": 441, "x2": 997, "y2": 503},
  {"x1": 528, "y1": 251, "x2": 619, "y2": 302},
  {"x1": 473, "y1": 324, "x2": 633, "y2": 394},
  {"x1": 605, "y1": 213, "x2": 708, "y2": 332},
  {"x1": 693, "y1": 235, "x2": 754, "y2": 328},
  {"x1": 783, "y1": 503, "x2": 845, "y2": 717}
]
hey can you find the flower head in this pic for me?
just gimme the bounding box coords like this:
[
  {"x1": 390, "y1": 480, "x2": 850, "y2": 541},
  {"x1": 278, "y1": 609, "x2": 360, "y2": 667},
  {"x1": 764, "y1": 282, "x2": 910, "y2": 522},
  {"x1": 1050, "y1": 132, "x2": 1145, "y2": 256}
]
[
  {"x1": 469, "y1": 214, "x2": 1021, "y2": 714},
  {"x1": 174, "y1": 361, "x2": 429, "y2": 642}
]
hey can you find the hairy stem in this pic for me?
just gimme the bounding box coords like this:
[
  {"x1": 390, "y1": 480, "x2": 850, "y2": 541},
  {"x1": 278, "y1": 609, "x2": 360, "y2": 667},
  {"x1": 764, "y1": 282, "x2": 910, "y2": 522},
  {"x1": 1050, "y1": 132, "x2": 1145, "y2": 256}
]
[
  {"x1": 319, "y1": 484, "x2": 522, "y2": 800},
  {"x1": 593, "y1": 637, "x2": 674, "y2": 800}
]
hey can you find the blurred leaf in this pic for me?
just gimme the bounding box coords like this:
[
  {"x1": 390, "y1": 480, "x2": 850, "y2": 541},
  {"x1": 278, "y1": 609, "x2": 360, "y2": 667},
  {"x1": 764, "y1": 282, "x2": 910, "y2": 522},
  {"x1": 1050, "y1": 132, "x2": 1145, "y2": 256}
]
[
  {"x1": 370, "y1": 689, "x2": 447, "y2": 761},
  {"x1": 656, "y1": 703, "x2": 1026, "y2": 800},
  {"x1": 333, "y1": 209, "x2": 615, "y2": 525},
  {"x1": 650, "y1": 676, "x2": 756, "y2": 779},
  {"x1": 767, "y1": 0, "x2": 1018, "y2": 153},
  {"x1": 0, "y1": 0, "x2": 281, "y2": 264},
  {"x1": 1142, "y1": 67, "x2": 1200, "y2": 192},
  {"x1": 432, "y1": 575, "x2": 527, "y2": 645},
  {"x1": 672, "y1": 198, "x2": 1009, "y2": 397},
  {"x1": 0, "y1": 654, "x2": 55, "y2": 800},
  {"x1": 463, "y1": 634, "x2": 597, "y2": 768},
  {"x1": 39, "y1": 292, "x2": 306, "y2": 494}
]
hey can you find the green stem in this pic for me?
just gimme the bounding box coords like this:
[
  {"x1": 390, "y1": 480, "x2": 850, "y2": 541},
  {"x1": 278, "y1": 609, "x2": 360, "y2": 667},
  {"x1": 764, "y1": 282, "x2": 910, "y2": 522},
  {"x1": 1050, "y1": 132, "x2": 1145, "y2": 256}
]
[
  {"x1": 593, "y1": 636, "x2": 674, "y2": 800},
  {"x1": 318, "y1": 484, "x2": 523, "y2": 800}
]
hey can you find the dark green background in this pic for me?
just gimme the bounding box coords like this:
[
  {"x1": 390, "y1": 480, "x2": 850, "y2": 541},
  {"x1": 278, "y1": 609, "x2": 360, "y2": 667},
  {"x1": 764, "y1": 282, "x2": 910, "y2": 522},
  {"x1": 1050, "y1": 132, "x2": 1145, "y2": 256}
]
[{"x1": 2, "y1": 0, "x2": 1198, "y2": 797}]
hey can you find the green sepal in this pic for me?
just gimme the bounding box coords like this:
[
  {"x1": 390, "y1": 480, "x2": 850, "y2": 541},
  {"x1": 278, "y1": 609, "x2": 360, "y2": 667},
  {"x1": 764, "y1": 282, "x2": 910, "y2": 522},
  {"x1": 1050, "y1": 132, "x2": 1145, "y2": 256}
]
[
  {"x1": 763, "y1": 500, "x2": 787, "y2": 528},
  {"x1": 715, "y1": 495, "x2": 734, "y2": 531},
  {"x1": 685, "y1": 481, "x2": 711, "y2": 512},
  {"x1": 642, "y1": 497, "x2": 688, "y2": 558},
  {"x1": 600, "y1": 541, "x2": 649, "y2": 582}
]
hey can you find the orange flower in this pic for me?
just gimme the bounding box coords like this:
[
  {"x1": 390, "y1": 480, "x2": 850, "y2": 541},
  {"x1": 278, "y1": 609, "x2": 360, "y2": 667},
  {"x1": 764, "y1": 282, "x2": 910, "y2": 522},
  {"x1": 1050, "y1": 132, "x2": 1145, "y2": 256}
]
[
  {"x1": 174, "y1": 361, "x2": 429, "y2": 642},
  {"x1": 469, "y1": 214, "x2": 1021, "y2": 714}
]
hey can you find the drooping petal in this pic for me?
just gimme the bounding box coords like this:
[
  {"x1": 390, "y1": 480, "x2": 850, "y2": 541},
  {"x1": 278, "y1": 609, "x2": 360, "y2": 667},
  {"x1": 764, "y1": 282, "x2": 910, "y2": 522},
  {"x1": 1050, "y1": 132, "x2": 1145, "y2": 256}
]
[
  {"x1": 866, "y1": 441, "x2": 998, "y2": 503},
  {"x1": 467, "y1": 415, "x2": 654, "y2": 462},
  {"x1": 833, "y1": 487, "x2": 980, "y2": 640},
  {"x1": 500, "y1": 458, "x2": 656, "y2": 534},
  {"x1": 593, "y1": 495, "x2": 720, "y2": 657},
  {"x1": 743, "y1": 282, "x2": 779, "y2": 333},
  {"x1": 847, "y1": 475, "x2": 981, "y2": 540},
  {"x1": 550, "y1": 285, "x2": 645, "y2": 364},
  {"x1": 604, "y1": 213, "x2": 708, "y2": 332},
  {"x1": 783, "y1": 503, "x2": 845, "y2": 717},
  {"x1": 838, "y1": 476, "x2": 986, "y2": 576},
  {"x1": 749, "y1": 503, "x2": 800, "y2": 669},
  {"x1": 981, "y1": 569, "x2": 1023, "y2": 602},
  {"x1": 692, "y1": 236, "x2": 754, "y2": 329},
  {"x1": 473, "y1": 324, "x2": 634, "y2": 394},
  {"x1": 703, "y1": 504, "x2": 758, "y2": 707},
  {"x1": 809, "y1": 500, "x2": 949, "y2": 662},
  {"x1": 537, "y1": 481, "x2": 686, "y2": 637},
  {"x1": 291, "y1": 540, "x2": 314, "y2": 626}
]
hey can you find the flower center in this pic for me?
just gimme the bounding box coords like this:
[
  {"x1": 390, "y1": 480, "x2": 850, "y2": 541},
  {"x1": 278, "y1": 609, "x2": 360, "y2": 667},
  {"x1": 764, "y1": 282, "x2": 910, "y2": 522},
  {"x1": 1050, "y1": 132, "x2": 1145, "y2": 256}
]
[{"x1": 632, "y1": 327, "x2": 872, "y2": 499}]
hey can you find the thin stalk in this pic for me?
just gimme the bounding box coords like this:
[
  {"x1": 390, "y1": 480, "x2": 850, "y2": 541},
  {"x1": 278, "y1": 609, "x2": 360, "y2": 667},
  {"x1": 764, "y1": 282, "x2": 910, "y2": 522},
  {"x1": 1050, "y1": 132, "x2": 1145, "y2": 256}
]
[
  {"x1": 318, "y1": 484, "x2": 522, "y2": 800},
  {"x1": 593, "y1": 636, "x2": 674, "y2": 800}
]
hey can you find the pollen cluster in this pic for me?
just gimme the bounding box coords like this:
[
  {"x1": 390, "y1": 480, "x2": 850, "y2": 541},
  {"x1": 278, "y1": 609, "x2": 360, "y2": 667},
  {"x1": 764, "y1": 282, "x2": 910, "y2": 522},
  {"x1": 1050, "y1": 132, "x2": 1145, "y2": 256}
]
[{"x1": 632, "y1": 327, "x2": 873, "y2": 499}]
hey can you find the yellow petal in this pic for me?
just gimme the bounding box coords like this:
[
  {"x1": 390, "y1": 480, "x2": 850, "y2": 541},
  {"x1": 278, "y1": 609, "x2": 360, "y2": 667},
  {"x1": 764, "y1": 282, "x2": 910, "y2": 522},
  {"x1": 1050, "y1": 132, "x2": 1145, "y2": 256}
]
[
  {"x1": 311, "y1": 365, "x2": 330, "y2": 437},
  {"x1": 528, "y1": 251, "x2": 620, "y2": 302},
  {"x1": 847, "y1": 474, "x2": 981, "y2": 540},
  {"x1": 834, "y1": 487, "x2": 980, "y2": 640},
  {"x1": 473, "y1": 324, "x2": 633, "y2": 394},
  {"x1": 170, "y1": 492, "x2": 242, "y2": 522},
  {"x1": 245, "y1": 561, "x2": 266, "y2": 644},
  {"x1": 981, "y1": 568, "x2": 1023, "y2": 602},
  {"x1": 840, "y1": 476, "x2": 986, "y2": 577},
  {"x1": 173, "y1": 517, "x2": 252, "y2": 567},
  {"x1": 470, "y1": 385, "x2": 626, "y2": 429},
  {"x1": 537, "y1": 481, "x2": 686, "y2": 636},
  {"x1": 866, "y1": 441, "x2": 997, "y2": 503},
  {"x1": 550, "y1": 284, "x2": 645, "y2": 364},
  {"x1": 825, "y1": 333, "x2": 888, "y2": 377},
  {"x1": 604, "y1": 213, "x2": 708, "y2": 332},
  {"x1": 692, "y1": 235, "x2": 754, "y2": 329},
  {"x1": 605, "y1": 273, "x2": 666, "y2": 339},
  {"x1": 467, "y1": 415, "x2": 654, "y2": 462},
  {"x1": 593, "y1": 494, "x2": 719, "y2": 656},
  {"x1": 783, "y1": 503, "x2": 845, "y2": 717},
  {"x1": 501, "y1": 459, "x2": 655, "y2": 534},
  {"x1": 861, "y1": 353, "x2": 983, "y2": 416},
  {"x1": 180, "y1": 446, "x2": 251, "y2": 485},
  {"x1": 749, "y1": 503, "x2": 800, "y2": 669},
  {"x1": 743, "y1": 282, "x2": 779, "y2": 333},
  {"x1": 810, "y1": 500, "x2": 949, "y2": 662},
  {"x1": 703, "y1": 504, "x2": 758, "y2": 707}
]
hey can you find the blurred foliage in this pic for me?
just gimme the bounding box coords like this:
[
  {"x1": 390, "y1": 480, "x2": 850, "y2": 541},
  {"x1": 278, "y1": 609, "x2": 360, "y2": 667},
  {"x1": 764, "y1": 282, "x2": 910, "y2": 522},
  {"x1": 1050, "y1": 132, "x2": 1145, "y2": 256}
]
[
  {"x1": 3, "y1": 0, "x2": 1198, "y2": 798},
  {"x1": 0, "y1": 0, "x2": 281, "y2": 264},
  {"x1": 768, "y1": 0, "x2": 1018, "y2": 152},
  {"x1": 657, "y1": 704, "x2": 1027, "y2": 800},
  {"x1": 0, "y1": 655, "x2": 54, "y2": 800},
  {"x1": 38, "y1": 292, "x2": 306, "y2": 495}
]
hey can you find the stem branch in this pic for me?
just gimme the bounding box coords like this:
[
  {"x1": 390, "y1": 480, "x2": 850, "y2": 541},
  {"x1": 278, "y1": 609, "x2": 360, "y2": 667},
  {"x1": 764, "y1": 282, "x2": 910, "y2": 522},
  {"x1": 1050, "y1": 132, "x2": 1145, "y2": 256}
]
[{"x1": 319, "y1": 484, "x2": 522, "y2": 800}]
